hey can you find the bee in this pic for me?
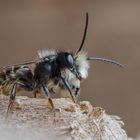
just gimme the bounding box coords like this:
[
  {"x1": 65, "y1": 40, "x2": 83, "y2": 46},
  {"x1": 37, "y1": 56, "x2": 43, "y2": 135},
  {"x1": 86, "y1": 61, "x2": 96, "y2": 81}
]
[{"x1": 0, "y1": 13, "x2": 123, "y2": 113}]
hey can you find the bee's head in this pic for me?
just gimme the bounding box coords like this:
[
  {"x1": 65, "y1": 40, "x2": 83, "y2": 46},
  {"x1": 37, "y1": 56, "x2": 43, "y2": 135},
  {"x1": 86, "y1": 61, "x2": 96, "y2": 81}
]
[{"x1": 57, "y1": 52, "x2": 81, "y2": 79}]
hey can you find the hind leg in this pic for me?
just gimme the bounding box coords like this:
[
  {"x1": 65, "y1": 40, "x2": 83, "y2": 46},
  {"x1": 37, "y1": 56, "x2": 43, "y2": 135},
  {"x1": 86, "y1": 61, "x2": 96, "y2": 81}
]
[
  {"x1": 7, "y1": 82, "x2": 25, "y2": 116},
  {"x1": 7, "y1": 83, "x2": 17, "y2": 115}
]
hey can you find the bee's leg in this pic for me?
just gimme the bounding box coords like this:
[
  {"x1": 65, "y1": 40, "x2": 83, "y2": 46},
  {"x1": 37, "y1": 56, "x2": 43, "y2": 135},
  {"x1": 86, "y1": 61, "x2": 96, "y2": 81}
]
[
  {"x1": 43, "y1": 85, "x2": 60, "y2": 125},
  {"x1": 7, "y1": 82, "x2": 25, "y2": 116},
  {"x1": 75, "y1": 88, "x2": 80, "y2": 97},
  {"x1": 42, "y1": 85, "x2": 54, "y2": 110},
  {"x1": 61, "y1": 77, "x2": 76, "y2": 103},
  {"x1": 32, "y1": 89, "x2": 39, "y2": 98},
  {"x1": 0, "y1": 86, "x2": 2, "y2": 95},
  {"x1": 7, "y1": 83, "x2": 17, "y2": 115}
]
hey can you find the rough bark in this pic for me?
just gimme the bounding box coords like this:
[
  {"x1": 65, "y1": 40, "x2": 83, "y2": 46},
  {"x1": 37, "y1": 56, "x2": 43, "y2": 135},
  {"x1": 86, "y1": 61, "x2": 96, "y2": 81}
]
[{"x1": 0, "y1": 95, "x2": 128, "y2": 140}]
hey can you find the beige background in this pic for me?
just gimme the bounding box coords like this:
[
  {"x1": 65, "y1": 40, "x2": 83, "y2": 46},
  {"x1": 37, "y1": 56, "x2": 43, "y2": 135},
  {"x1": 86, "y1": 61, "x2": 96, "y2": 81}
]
[{"x1": 0, "y1": 0, "x2": 140, "y2": 137}]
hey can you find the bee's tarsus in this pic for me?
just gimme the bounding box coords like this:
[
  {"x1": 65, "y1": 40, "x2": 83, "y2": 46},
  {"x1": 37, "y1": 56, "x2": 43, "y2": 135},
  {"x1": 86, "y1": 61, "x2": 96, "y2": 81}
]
[
  {"x1": 43, "y1": 85, "x2": 55, "y2": 109},
  {"x1": 48, "y1": 98, "x2": 54, "y2": 110},
  {"x1": 7, "y1": 100, "x2": 13, "y2": 116}
]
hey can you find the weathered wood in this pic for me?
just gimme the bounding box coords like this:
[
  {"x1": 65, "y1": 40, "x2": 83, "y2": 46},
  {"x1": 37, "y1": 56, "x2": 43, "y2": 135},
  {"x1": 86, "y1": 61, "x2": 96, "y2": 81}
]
[{"x1": 0, "y1": 95, "x2": 128, "y2": 140}]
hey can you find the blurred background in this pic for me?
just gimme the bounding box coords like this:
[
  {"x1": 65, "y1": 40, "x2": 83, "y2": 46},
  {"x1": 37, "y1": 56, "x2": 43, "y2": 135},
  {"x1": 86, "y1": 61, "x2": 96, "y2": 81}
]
[{"x1": 0, "y1": 0, "x2": 140, "y2": 137}]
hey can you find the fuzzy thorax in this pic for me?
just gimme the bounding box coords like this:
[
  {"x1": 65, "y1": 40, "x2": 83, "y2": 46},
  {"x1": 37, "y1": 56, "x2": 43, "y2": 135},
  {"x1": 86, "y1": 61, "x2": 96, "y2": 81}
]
[{"x1": 37, "y1": 49, "x2": 57, "y2": 59}]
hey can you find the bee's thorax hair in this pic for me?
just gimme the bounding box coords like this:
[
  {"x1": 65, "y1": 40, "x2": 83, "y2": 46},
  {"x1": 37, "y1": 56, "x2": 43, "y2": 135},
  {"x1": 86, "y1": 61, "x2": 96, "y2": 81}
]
[{"x1": 37, "y1": 49, "x2": 57, "y2": 59}]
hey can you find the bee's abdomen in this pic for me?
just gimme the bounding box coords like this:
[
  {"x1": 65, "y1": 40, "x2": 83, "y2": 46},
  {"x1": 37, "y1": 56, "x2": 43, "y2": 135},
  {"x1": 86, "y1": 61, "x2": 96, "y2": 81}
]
[
  {"x1": 0, "y1": 70, "x2": 17, "y2": 95},
  {"x1": 0, "y1": 65, "x2": 34, "y2": 95},
  {"x1": 0, "y1": 72, "x2": 6, "y2": 85}
]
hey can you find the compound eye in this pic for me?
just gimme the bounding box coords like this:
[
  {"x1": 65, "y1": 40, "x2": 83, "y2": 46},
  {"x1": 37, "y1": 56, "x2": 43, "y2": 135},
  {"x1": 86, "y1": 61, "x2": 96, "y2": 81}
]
[{"x1": 66, "y1": 54, "x2": 74, "y2": 68}]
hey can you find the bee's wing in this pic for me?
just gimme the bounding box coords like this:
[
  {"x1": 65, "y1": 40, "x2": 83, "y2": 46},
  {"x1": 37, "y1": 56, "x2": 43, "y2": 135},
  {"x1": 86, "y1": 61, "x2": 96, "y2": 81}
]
[
  {"x1": 0, "y1": 50, "x2": 58, "y2": 71},
  {"x1": 0, "y1": 59, "x2": 38, "y2": 71}
]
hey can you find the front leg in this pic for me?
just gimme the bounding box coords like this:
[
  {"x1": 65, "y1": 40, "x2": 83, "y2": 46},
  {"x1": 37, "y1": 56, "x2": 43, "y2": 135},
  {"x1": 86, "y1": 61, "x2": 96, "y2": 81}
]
[
  {"x1": 61, "y1": 77, "x2": 76, "y2": 103},
  {"x1": 42, "y1": 85, "x2": 54, "y2": 109}
]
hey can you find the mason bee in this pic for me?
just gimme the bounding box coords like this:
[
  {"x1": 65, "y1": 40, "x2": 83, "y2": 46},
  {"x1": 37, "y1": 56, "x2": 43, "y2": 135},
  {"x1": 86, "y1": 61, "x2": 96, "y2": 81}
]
[{"x1": 0, "y1": 13, "x2": 123, "y2": 113}]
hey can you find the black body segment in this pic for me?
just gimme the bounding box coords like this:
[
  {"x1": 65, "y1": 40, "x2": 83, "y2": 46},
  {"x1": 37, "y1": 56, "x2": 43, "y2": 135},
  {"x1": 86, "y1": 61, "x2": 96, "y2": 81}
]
[{"x1": 34, "y1": 62, "x2": 52, "y2": 88}]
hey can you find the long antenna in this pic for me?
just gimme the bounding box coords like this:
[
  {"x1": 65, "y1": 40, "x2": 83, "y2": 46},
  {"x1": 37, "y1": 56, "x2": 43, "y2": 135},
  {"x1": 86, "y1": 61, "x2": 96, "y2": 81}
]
[
  {"x1": 87, "y1": 57, "x2": 124, "y2": 68},
  {"x1": 76, "y1": 12, "x2": 89, "y2": 54}
]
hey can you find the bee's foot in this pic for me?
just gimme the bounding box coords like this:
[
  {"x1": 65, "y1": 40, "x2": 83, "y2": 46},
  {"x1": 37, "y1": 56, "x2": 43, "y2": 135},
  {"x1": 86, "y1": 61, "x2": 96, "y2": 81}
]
[
  {"x1": 7, "y1": 100, "x2": 21, "y2": 115},
  {"x1": 47, "y1": 98, "x2": 55, "y2": 110}
]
